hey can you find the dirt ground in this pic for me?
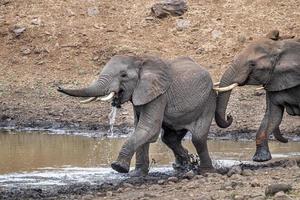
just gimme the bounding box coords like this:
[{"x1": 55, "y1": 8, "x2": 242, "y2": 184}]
[
  {"x1": 0, "y1": 0, "x2": 300, "y2": 199},
  {"x1": 0, "y1": 0, "x2": 299, "y2": 133}
]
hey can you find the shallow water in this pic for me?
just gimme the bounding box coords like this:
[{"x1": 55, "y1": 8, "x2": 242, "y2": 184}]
[{"x1": 0, "y1": 131, "x2": 300, "y2": 187}]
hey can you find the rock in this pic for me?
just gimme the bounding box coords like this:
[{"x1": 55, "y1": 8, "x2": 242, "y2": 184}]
[
  {"x1": 251, "y1": 195, "x2": 265, "y2": 200},
  {"x1": 266, "y1": 29, "x2": 280, "y2": 40},
  {"x1": 106, "y1": 191, "x2": 113, "y2": 197},
  {"x1": 123, "y1": 182, "x2": 133, "y2": 188},
  {"x1": 195, "y1": 47, "x2": 205, "y2": 54},
  {"x1": 183, "y1": 170, "x2": 195, "y2": 179},
  {"x1": 151, "y1": 0, "x2": 188, "y2": 18},
  {"x1": 0, "y1": 0, "x2": 10, "y2": 6},
  {"x1": 198, "y1": 195, "x2": 211, "y2": 200},
  {"x1": 167, "y1": 176, "x2": 179, "y2": 182},
  {"x1": 143, "y1": 192, "x2": 158, "y2": 198},
  {"x1": 241, "y1": 169, "x2": 253, "y2": 176},
  {"x1": 82, "y1": 194, "x2": 94, "y2": 200},
  {"x1": 227, "y1": 165, "x2": 242, "y2": 177},
  {"x1": 87, "y1": 7, "x2": 99, "y2": 16},
  {"x1": 194, "y1": 175, "x2": 204, "y2": 179},
  {"x1": 251, "y1": 179, "x2": 260, "y2": 187},
  {"x1": 148, "y1": 184, "x2": 161, "y2": 190},
  {"x1": 157, "y1": 179, "x2": 165, "y2": 185},
  {"x1": 237, "y1": 35, "x2": 246, "y2": 43},
  {"x1": 176, "y1": 19, "x2": 190, "y2": 31},
  {"x1": 20, "y1": 47, "x2": 31, "y2": 55},
  {"x1": 284, "y1": 159, "x2": 298, "y2": 168},
  {"x1": 11, "y1": 25, "x2": 26, "y2": 37},
  {"x1": 274, "y1": 191, "x2": 293, "y2": 200},
  {"x1": 211, "y1": 30, "x2": 223, "y2": 39},
  {"x1": 265, "y1": 183, "x2": 292, "y2": 196},
  {"x1": 31, "y1": 18, "x2": 41, "y2": 26}
]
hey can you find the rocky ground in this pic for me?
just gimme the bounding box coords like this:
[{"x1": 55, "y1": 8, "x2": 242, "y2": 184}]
[
  {"x1": 0, "y1": 0, "x2": 299, "y2": 134},
  {"x1": 0, "y1": 0, "x2": 300, "y2": 199},
  {"x1": 1, "y1": 159, "x2": 300, "y2": 200}
]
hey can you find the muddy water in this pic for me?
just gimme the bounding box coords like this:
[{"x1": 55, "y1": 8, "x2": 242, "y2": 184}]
[{"x1": 1, "y1": 131, "x2": 300, "y2": 175}]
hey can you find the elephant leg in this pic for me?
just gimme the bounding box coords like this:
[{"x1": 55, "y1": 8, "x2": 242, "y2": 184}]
[
  {"x1": 253, "y1": 95, "x2": 284, "y2": 162},
  {"x1": 161, "y1": 127, "x2": 189, "y2": 171},
  {"x1": 129, "y1": 143, "x2": 150, "y2": 176},
  {"x1": 111, "y1": 95, "x2": 166, "y2": 173},
  {"x1": 190, "y1": 113, "x2": 214, "y2": 171}
]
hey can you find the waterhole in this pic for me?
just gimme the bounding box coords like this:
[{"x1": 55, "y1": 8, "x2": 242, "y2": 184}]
[{"x1": 0, "y1": 130, "x2": 300, "y2": 187}]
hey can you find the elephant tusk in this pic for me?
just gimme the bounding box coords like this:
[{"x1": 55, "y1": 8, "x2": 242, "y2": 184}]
[
  {"x1": 213, "y1": 82, "x2": 220, "y2": 86},
  {"x1": 213, "y1": 83, "x2": 238, "y2": 92},
  {"x1": 80, "y1": 97, "x2": 98, "y2": 104},
  {"x1": 100, "y1": 92, "x2": 115, "y2": 101},
  {"x1": 255, "y1": 86, "x2": 265, "y2": 91}
]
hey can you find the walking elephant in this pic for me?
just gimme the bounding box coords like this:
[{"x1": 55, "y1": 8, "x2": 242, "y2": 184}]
[
  {"x1": 58, "y1": 55, "x2": 216, "y2": 175},
  {"x1": 215, "y1": 34, "x2": 300, "y2": 162}
]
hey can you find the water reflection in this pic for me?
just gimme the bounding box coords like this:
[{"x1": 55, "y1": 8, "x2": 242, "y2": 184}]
[{"x1": 0, "y1": 131, "x2": 300, "y2": 174}]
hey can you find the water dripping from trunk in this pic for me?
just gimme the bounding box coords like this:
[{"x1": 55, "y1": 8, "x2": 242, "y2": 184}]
[{"x1": 108, "y1": 106, "x2": 117, "y2": 137}]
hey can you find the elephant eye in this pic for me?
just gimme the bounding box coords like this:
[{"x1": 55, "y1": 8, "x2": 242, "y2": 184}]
[
  {"x1": 120, "y1": 72, "x2": 127, "y2": 78},
  {"x1": 249, "y1": 61, "x2": 256, "y2": 67}
]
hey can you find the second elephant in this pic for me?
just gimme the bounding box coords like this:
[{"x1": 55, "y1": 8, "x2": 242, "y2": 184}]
[
  {"x1": 58, "y1": 55, "x2": 216, "y2": 175},
  {"x1": 215, "y1": 35, "x2": 300, "y2": 162}
]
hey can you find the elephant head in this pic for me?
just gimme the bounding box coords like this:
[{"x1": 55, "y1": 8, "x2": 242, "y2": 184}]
[
  {"x1": 215, "y1": 38, "x2": 300, "y2": 128},
  {"x1": 57, "y1": 55, "x2": 172, "y2": 106}
]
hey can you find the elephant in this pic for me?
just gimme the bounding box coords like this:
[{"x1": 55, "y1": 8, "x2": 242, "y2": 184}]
[
  {"x1": 214, "y1": 33, "x2": 300, "y2": 162},
  {"x1": 57, "y1": 55, "x2": 217, "y2": 175}
]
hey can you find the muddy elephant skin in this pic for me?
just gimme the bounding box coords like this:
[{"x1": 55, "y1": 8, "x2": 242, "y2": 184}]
[
  {"x1": 215, "y1": 35, "x2": 300, "y2": 162},
  {"x1": 58, "y1": 55, "x2": 216, "y2": 175}
]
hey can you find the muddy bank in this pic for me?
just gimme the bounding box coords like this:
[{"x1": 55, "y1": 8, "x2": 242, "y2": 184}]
[{"x1": 1, "y1": 159, "x2": 299, "y2": 200}]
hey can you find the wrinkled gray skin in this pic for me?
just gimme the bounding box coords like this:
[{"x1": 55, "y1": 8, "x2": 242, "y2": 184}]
[
  {"x1": 216, "y1": 38, "x2": 300, "y2": 162},
  {"x1": 58, "y1": 56, "x2": 216, "y2": 176}
]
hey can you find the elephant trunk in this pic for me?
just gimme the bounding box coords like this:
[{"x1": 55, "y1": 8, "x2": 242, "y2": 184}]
[
  {"x1": 215, "y1": 65, "x2": 237, "y2": 128},
  {"x1": 57, "y1": 75, "x2": 111, "y2": 97}
]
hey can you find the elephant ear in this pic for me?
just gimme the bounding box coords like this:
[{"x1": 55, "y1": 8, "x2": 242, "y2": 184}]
[
  {"x1": 265, "y1": 41, "x2": 300, "y2": 91},
  {"x1": 132, "y1": 57, "x2": 172, "y2": 106}
]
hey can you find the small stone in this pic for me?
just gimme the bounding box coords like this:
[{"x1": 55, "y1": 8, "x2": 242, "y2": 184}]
[
  {"x1": 106, "y1": 191, "x2": 113, "y2": 197},
  {"x1": 251, "y1": 179, "x2": 260, "y2": 187},
  {"x1": 237, "y1": 35, "x2": 246, "y2": 43},
  {"x1": 284, "y1": 159, "x2": 298, "y2": 168},
  {"x1": 12, "y1": 26, "x2": 26, "y2": 37},
  {"x1": 116, "y1": 188, "x2": 123, "y2": 193},
  {"x1": 227, "y1": 165, "x2": 242, "y2": 177},
  {"x1": 148, "y1": 184, "x2": 160, "y2": 190},
  {"x1": 144, "y1": 192, "x2": 158, "y2": 198},
  {"x1": 87, "y1": 7, "x2": 99, "y2": 16},
  {"x1": 167, "y1": 176, "x2": 179, "y2": 182},
  {"x1": 145, "y1": 16, "x2": 155, "y2": 21},
  {"x1": 20, "y1": 47, "x2": 31, "y2": 55},
  {"x1": 195, "y1": 47, "x2": 205, "y2": 54},
  {"x1": 194, "y1": 175, "x2": 204, "y2": 179},
  {"x1": 158, "y1": 179, "x2": 165, "y2": 185},
  {"x1": 242, "y1": 169, "x2": 253, "y2": 176},
  {"x1": 31, "y1": 18, "x2": 41, "y2": 25},
  {"x1": 265, "y1": 183, "x2": 292, "y2": 196},
  {"x1": 198, "y1": 195, "x2": 211, "y2": 200},
  {"x1": 233, "y1": 195, "x2": 245, "y2": 200},
  {"x1": 176, "y1": 19, "x2": 190, "y2": 31},
  {"x1": 274, "y1": 191, "x2": 293, "y2": 200},
  {"x1": 82, "y1": 195, "x2": 94, "y2": 200},
  {"x1": 211, "y1": 30, "x2": 223, "y2": 39},
  {"x1": 183, "y1": 170, "x2": 195, "y2": 179},
  {"x1": 151, "y1": 0, "x2": 188, "y2": 18},
  {"x1": 123, "y1": 183, "x2": 133, "y2": 188}
]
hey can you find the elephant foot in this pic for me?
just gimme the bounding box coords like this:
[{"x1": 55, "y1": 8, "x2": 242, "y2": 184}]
[
  {"x1": 252, "y1": 145, "x2": 272, "y2": 162},
  {"x1": 129, "y1": 168, "x2": 149, "y2": 177},
  {"x1": 111, "y1": 160, "x2": 130, "y2": 173}
]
